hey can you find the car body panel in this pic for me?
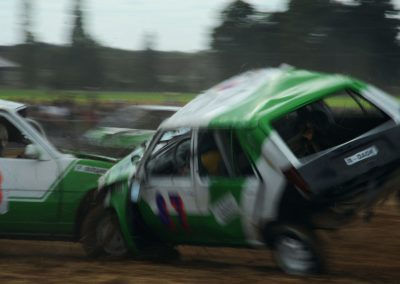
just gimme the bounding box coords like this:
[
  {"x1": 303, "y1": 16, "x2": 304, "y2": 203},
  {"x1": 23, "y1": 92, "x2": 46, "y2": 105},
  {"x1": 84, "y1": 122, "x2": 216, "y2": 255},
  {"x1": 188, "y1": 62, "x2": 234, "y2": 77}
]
[
  {"x1": 0, "y1": 100, "x2": 114, "y2": 238},
  {"x1": 99, "y1": 67, "x2": 400, "y2": 252}
]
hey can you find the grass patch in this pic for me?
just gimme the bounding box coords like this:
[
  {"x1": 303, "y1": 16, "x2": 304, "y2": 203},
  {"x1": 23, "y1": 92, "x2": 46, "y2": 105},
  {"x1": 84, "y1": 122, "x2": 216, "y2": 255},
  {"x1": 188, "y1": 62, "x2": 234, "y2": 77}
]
[{"x1": 0, "y1": 89, "x2": 197, "y2": 105}]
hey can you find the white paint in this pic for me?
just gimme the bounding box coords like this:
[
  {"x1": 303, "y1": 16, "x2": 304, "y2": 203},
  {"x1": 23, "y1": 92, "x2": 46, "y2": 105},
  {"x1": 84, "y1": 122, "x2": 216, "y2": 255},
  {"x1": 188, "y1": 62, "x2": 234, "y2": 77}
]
[
  {"x1": 142, "y1": 176, "x2": 200, "y2": 215},
  {"x1": 2, "y1": 157, "x2": 74, "y2": 202},
  {"x1": 0, "y1": 187, "x2": 8, "y2": 215},
  {"x1": 344, "y1": 146, "x2": 378, "y2": 166},
  {"x1": 210, "y1": 193, "x2": 241, "y2": 225},
  {"x1": 361, "y1": 86, "x2": 400, "y2": 124},
  {"x1": 0, "y1": 100, "x2": 25, "y2": 112},
  {"x1": 161, "y1": 69, "x2": 283, "y2": 129},
  {"x1": 240, "y1": 177, "x2": 264, "y2": 246},
  {"x1": 259, "y1": 139, "x2": 288, "y2": 221}
]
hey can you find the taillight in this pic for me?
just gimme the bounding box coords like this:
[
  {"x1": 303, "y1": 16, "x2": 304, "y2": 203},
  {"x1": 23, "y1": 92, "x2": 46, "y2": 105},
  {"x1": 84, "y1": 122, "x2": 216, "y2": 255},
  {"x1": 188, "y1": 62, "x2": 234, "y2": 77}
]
[{"x1": 283, "y1": 167, "x2": 311, "y2": 196}]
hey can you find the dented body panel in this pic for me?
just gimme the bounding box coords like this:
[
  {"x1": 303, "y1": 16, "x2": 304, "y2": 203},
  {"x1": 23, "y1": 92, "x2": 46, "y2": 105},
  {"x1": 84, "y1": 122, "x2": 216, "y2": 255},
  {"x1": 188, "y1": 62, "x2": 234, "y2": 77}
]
[{"x1": 99, "y1": 67, "x2": 400, "y2": 251}]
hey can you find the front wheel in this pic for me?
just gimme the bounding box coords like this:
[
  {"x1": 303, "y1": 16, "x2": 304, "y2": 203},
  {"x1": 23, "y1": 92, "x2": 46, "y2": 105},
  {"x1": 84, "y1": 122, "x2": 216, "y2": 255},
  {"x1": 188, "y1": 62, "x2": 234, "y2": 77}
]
[
  {"x1": 80, "y1": 206, "x2": 128, "y2": 258},
  {"x1": 272, "y1": 225, "x2": 324, "y2": 275}
]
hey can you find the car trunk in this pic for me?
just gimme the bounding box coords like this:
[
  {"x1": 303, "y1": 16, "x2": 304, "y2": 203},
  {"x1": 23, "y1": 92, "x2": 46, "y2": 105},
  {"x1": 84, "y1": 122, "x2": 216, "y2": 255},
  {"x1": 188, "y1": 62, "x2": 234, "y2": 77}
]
[{"x1": 296, "y1": 122, "x2": 400, "y2": 206}]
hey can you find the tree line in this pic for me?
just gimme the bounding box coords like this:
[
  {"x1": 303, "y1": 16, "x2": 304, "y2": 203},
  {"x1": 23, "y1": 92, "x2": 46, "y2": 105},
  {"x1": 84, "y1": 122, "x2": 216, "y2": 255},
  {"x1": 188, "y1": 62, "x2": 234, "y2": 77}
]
[{"x1": 4, "y1": 0, "x2": 400, "y2": 93}]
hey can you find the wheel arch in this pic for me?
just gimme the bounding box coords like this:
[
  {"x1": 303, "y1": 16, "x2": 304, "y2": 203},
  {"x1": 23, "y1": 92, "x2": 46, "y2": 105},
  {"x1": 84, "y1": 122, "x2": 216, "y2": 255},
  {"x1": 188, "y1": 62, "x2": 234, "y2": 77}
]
[
  {"x1": 74, "y1": 188, "x2": 98, "y2": 240},
  {"x1": 100, "y1": 181, "x2": 140, "y2": 254}
]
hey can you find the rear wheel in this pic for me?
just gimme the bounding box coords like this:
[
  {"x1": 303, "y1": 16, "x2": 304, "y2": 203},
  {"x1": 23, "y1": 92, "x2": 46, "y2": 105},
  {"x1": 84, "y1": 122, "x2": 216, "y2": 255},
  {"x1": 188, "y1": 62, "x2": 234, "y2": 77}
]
[
  {"x1": 80, "y1": 206, "x2": 128, "y2": 258},
  {"x1": 272, "y1": 225, "x2": 324, "y2": 275}
]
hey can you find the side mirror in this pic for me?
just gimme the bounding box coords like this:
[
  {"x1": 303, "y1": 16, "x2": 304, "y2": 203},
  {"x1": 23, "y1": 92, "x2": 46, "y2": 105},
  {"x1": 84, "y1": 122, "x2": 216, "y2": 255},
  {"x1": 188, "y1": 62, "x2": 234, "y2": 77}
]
[{"x1": 24, "y1": 144, "x2": 43, "y2": 160}]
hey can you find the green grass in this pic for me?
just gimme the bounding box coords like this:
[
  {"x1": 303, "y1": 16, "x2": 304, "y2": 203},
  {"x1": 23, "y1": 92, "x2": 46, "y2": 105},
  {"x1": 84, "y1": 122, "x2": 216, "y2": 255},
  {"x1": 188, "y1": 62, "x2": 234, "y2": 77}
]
[{"x1": 0, "y1": 89, "x2": 197, "y2": 105}]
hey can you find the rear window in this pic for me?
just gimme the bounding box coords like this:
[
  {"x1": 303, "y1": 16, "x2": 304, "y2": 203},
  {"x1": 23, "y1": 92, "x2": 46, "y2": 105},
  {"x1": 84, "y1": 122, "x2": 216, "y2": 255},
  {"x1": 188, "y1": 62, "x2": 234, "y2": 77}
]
[{"x1": 272, "y1": 89, "x2": 392, "y2": 159}]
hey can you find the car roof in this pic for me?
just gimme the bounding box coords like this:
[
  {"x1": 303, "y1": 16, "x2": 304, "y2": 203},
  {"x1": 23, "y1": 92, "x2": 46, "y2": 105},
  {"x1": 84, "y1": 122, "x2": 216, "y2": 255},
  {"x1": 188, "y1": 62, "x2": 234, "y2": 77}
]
[
  {"x1": 161, "y1": 67, "x2": 366, "y2": 130},
  {"x1": 0, "y1": 99, "x2": 26, "y2": 112}
]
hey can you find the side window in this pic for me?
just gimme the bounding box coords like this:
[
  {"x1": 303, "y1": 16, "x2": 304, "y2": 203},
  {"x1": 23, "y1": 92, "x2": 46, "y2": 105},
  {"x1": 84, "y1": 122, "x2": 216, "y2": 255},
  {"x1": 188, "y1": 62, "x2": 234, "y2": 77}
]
[
  {"x1": 231, "y1": 133, "x2": 255, "y2": 177},
  {"x1": 197, "y1": 130, "x2": 229, "y2": 177},
  {"x1": 0, "y1": 116, "x2": 33, "y2": 159},
  {"x1": 272, "y1": 89, "x2": 392, "y2": 159},
  {"x1": 197, "y1": 129, "x2": 255, "y2": 178},
  {"x1": 146, "y1": 128, "x2": 192, "y2": 177}
]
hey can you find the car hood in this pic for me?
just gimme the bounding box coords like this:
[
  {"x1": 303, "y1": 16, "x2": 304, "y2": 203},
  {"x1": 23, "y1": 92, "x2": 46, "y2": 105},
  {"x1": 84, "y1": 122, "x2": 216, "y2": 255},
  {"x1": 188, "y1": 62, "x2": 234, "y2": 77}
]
[{"x1": 98, "y1": 146, "x2": 145, "y2": 190}]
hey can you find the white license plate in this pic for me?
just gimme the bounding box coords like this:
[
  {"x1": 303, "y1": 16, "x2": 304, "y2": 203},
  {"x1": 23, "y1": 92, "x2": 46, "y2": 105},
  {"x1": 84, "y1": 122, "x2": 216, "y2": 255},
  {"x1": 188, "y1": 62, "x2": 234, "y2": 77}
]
[{"x1": 344, "y1": 146, "x2": 378, "y2": 166}]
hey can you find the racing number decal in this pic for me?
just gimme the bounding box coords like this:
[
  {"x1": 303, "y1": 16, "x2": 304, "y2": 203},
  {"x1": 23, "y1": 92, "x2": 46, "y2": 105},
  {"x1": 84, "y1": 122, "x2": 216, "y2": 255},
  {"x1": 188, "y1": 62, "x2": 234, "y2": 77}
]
[{"x1": 156, "y1": 193, "x2": 189, "y2": 231}]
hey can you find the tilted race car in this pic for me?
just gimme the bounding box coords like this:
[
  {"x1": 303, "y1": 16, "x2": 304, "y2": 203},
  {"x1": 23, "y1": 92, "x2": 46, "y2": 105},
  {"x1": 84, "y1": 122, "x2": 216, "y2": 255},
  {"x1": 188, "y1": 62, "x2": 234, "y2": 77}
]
[
  {"x1": 85, "y1": 67, "x2": 400, "y2": 275},
  {"x1": 0, "y1": 99, "x2": 115, "y2": 241}
]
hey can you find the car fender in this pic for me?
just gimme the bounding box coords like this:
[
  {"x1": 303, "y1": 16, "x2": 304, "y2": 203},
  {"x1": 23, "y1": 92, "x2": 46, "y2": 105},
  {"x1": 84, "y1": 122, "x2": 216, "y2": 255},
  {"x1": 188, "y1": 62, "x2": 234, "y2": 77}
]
[
  {"x1": 98, "y1": 147, "x2": 144, "y2": 191},
  {"x1": 104, "y1": 181, "x2": 139, "y2": 254}
]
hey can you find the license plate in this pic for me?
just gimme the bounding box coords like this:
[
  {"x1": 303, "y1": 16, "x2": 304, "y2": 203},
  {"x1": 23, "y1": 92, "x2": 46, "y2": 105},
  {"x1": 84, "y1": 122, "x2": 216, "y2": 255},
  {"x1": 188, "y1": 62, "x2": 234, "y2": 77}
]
[{"x1": 344, "y1": 146, "x2": 378, "y2": 166}]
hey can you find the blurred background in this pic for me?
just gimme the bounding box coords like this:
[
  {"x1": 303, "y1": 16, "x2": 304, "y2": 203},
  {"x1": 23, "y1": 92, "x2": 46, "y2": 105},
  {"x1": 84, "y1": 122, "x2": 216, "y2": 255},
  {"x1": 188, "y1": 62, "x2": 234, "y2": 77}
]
[{"x1": 1, "y1": 0, "x2": 400, "y2": 155}]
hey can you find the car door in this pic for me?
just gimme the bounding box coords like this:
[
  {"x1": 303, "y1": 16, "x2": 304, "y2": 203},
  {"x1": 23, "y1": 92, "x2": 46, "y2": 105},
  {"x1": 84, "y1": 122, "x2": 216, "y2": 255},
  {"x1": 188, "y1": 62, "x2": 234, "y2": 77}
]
[
  {"x1": 0, "y1": 113, "x2": 61, "y2": 235},
  {"x1": 191, "y1": 129, "x2": 261, "y2": 246},
  {"x1": 138, "y1": 128, "x2": 200, "y2": 243},
  {"x1": 271, "y1": 89, "x2": 400, "y2": 205}
]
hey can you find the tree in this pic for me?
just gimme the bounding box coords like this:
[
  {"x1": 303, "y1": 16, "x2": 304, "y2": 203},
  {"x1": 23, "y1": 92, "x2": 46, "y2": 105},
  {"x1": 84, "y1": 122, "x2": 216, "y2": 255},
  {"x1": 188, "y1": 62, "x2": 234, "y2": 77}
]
[
  {"x1": 134, "y1": 33, "x2": 160, "y2": 90},
  {"x1": 53, "y1": 0, "x2": 104, "y2": 89},
  {"x1": 212, "y1": 0, "x2": 400, "y2": 88},
  {"x1": 211, "y1": 0, "x2": 258, "y2": 79},
  {"x1": 20, "y1": 0, "x2": 37, "y2": 88}
]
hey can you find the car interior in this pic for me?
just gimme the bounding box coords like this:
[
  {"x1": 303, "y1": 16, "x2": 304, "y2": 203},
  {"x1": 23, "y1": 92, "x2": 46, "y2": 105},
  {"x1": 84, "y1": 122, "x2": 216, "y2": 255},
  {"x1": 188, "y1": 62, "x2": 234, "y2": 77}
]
[{"x1": 272, "y1": 89, "x2": 392, "y2": 159}]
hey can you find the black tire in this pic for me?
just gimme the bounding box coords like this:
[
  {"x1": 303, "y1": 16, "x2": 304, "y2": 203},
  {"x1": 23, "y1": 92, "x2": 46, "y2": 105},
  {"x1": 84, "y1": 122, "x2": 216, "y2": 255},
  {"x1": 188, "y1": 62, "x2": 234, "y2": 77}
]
[
  {"x1": 271, "y1": 225, "x2": 324, "y2": 276},
  {"x1": 80, "y1": 205, "x2": 128, "y2": 258}
]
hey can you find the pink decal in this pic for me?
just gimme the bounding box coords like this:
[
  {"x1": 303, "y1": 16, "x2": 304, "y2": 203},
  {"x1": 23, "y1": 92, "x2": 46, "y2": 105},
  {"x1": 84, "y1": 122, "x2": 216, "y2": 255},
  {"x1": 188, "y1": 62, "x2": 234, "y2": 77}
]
[
  {"x1": 155, "y1": 192, "x2": 189, "y2": 231},
  {"x1": 169, "y1": 194, "x2": 189, "y2": 231}
]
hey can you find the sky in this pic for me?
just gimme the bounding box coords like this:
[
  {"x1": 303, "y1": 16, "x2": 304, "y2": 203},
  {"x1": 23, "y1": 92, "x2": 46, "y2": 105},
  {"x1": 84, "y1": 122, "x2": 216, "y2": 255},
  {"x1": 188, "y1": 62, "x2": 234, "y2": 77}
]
[
  {"x1": 0, "y1": 0, "x2": 398, "y2": 52},
  {"x1": 0, "y1": 0, "x2": 287, "y2": 51}
]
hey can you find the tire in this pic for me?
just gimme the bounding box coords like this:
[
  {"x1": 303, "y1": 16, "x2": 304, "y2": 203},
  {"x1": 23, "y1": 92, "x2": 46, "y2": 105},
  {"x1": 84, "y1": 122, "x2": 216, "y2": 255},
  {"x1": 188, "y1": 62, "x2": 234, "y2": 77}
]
[
  {"x1": 80, "y1": 205, "x2": 128, "y2": 258},
  {"x1": 272, "y1": 225, "x2": 324, "y2": 276}
]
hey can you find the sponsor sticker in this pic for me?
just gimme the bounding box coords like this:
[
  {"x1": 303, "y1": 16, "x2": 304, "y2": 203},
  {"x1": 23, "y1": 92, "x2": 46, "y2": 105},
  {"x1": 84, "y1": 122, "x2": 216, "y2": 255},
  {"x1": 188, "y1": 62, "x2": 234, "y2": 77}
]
[
  {"x1": 344, "y1": 146, "x2": 378, "y2": 166},
  {"x1": 210, "y1": 193, "x2": 240, "y2": 225},
  {"x1": 74, "y1": 164, "x2": 108, "y2": 175}
]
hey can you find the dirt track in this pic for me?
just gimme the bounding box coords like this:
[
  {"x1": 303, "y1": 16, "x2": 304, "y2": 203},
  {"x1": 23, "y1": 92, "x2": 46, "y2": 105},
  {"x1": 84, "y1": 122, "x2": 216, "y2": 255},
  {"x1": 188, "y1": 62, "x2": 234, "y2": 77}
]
[{"x1": 1, "y1": 201, "x2": 400, "y2": 283}]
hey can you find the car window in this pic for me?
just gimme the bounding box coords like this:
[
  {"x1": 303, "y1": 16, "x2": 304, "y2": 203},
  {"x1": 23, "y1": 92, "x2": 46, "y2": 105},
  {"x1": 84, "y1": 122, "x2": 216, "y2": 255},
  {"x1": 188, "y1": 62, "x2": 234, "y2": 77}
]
[
  {"x1": 0, "y1": 116, "x2": 34, "y2": 159},
  {"x1": 272, "y1": 89, "x2": 392, "y2": 159},
  {"x1": 197, "y1": 130, "x2": 229, "y2": 178},
  {"x1": 151, "y1": 128, "x2": 190, "y2": 155},
  {"x1": 146, "y1": 129, "x2": 192, "y2": 177},
  {"x1": 230, "y1": 132, "x2": 255, "y2": 177},
  {"x1": 215, "y1": 130, "x2": 255, "y2": 177}
]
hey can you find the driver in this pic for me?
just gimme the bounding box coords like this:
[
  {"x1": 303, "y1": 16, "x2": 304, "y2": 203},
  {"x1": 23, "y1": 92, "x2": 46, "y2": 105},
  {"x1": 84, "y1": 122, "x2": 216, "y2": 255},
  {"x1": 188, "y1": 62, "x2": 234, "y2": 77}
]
[{"x1": 288, "y1": 108, "x2": 321, "y2": 157}]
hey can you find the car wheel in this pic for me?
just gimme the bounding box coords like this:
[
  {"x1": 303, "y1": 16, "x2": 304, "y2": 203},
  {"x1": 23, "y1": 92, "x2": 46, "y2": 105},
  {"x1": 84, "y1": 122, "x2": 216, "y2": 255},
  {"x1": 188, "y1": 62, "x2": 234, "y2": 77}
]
[
  {"x1": 80, "y1": 206, "x2": 128, "y2": 258},
  {"x1": 272, "y1": 225, "x2": 324, "y2": 275}
]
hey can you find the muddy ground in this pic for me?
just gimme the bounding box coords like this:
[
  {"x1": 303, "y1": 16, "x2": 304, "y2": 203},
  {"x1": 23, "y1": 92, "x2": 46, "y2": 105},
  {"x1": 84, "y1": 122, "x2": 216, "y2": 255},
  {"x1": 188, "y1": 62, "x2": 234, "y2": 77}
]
[{"x1": 1, "y1": 201, "x2": 400, "y2": 283}]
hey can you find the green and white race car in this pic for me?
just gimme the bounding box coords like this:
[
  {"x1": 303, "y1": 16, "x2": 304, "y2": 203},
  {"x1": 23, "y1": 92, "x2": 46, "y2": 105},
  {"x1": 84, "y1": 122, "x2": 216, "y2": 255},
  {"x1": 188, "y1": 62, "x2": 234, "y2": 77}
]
[
  {"x1": 88, "y1": 67, "x2": 400, "y2": 275},
  {"x1": 0, "y1": 99, "x2": 114, "y2": 240}
]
